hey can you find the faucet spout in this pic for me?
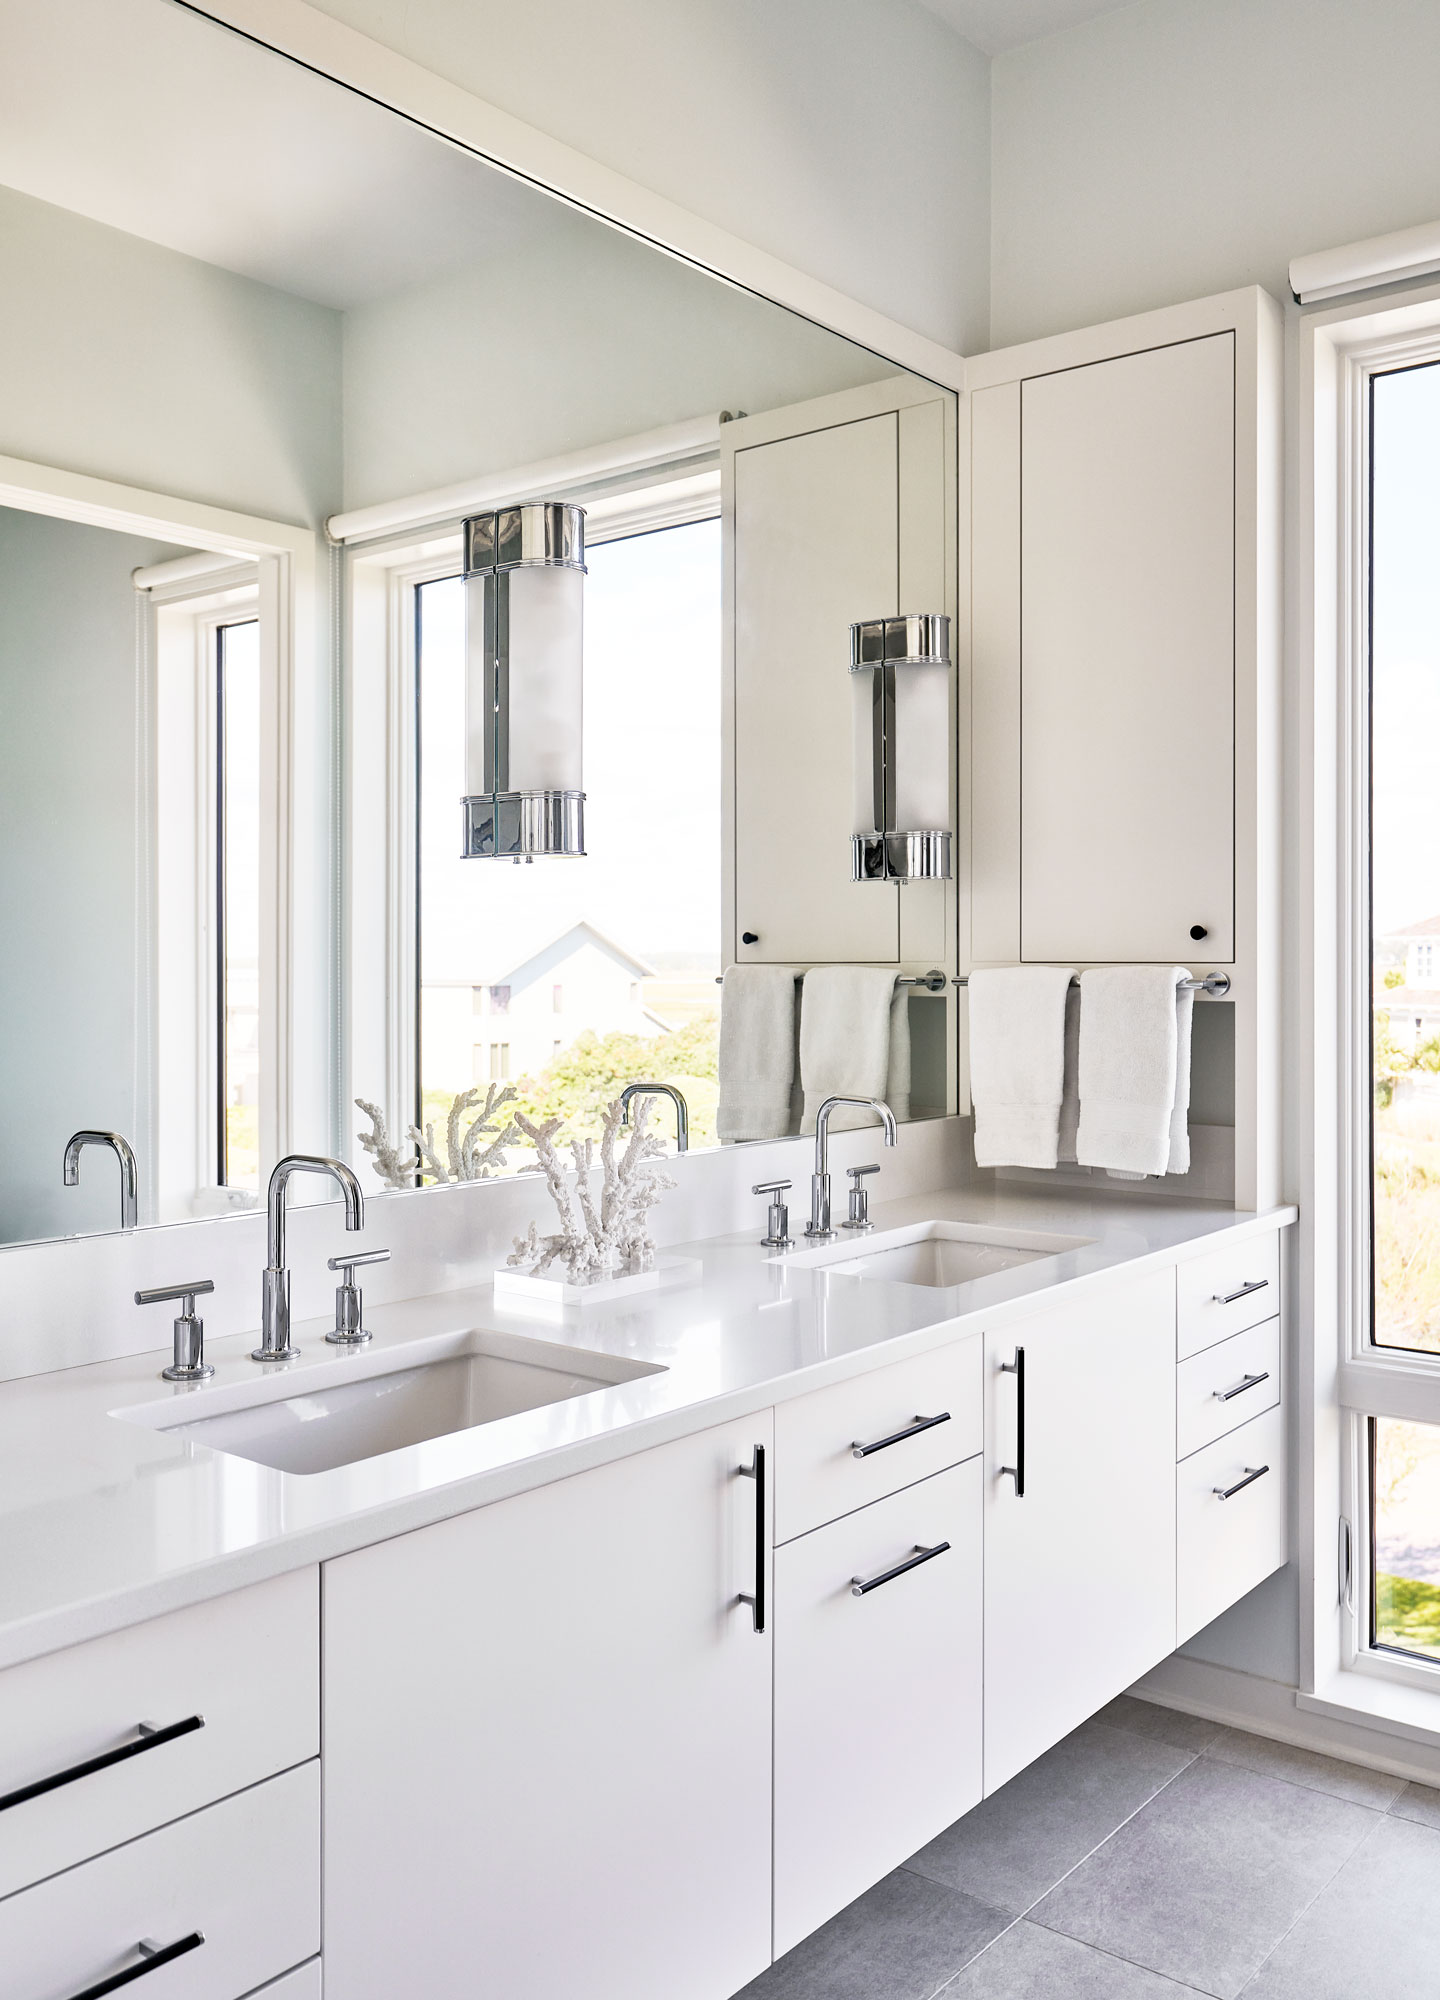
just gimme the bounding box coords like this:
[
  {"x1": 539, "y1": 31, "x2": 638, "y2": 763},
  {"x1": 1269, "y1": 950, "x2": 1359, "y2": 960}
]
[
  {"x1": 63, "y1": 1129, "x2": 139, "y2": 1232},
  {"x1": 619, "y1": 1082, "x2": 690, "y2": 1153},
  {"x1": 255, "y1": 1154, "x2": 365, "y2": 1362},
  {"x1": 806, "y1": 1097, "x2": 898, "y2": 1241}
]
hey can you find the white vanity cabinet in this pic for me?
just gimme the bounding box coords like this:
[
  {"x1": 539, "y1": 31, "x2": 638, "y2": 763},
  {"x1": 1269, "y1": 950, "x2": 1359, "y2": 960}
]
[
  {"x1": 322, "y1": 1411, "x2": 775, "y2": 2000},
  {"x1": 983, "y1": 1267, "x2": 1178, "y2": 1792}
]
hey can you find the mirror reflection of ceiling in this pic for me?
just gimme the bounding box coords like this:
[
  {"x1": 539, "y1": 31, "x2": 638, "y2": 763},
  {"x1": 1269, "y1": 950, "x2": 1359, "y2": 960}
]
[{"x1": 0, "y1": 0, "x2": 896, "y2": 513}]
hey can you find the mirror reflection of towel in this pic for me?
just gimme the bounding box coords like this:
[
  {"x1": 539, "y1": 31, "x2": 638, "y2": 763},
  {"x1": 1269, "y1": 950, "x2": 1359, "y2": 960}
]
[
  {"x1": 799, "y1": 966, "x2": 902, "y2": 1134},
  {"x1": 717, "y1": 966, "x2": 799, "y2": 1143}
]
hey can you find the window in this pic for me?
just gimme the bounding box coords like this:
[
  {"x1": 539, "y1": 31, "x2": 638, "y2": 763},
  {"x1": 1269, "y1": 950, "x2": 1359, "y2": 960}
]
[
  {"x1": 1372, "y1": 1417, "x2": 1440, "y2": 1664},
  {"x1": 216, "y1": 619, "x2": 260, "y2": 1189},
  {"x1": 1370, "y1": 361, "x2": 1440, "y2": 1355},
  {"x1": 412, "y1": 518, "x2": 721, "y2": 1169}
]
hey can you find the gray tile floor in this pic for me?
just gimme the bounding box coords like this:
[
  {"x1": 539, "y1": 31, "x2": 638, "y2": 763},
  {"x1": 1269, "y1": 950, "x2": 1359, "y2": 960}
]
[{"x1": 740, "y1": 1695, "x2": 1440, "y2": 2000}]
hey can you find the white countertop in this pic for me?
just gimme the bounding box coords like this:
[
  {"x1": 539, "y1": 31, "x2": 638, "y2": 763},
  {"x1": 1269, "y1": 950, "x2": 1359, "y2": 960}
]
[{"x1": 0, "y1": 1183, "x2": 1295, "y2": 1670}]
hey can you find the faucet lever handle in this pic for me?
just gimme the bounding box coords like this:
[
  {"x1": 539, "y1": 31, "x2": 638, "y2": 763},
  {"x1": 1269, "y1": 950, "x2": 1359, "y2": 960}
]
[
  {"x1": 752, "y1": 1181, "x2": 794, "y2": 1251},
  {"x1": 326, "y1": 1248, "x2": 390, "y2": 1276},
  {"x1": 841, "y1": 1164, "x2": 881, "y2": 1233},
  {"x1": 751, "y1": 1179, "x2": 791, "y2": 1196},
  {"x1": 135, "y1": 1281, "x2": 216, "y2": 1383},
  {"x1": 847, "y1": 1164, "x2": 880, "y2": 1182}
]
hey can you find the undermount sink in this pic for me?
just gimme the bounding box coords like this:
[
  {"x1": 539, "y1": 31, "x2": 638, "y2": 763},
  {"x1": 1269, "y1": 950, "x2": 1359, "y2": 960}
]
[
  {"x1": 782, "y1": 1219, "x2": 1093, "y2": 1288},
  {"x1": 118, "y1": 1329, "x2": 665, "y2": 1476}
]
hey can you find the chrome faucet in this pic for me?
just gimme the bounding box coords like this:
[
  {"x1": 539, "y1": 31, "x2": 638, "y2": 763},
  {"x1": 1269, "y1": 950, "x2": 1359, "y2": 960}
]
[
  {"x1": 619, "y1": 1082, "x2": 689, "y2": 1153},
  {"x1": 255, "y1": 1154, "x2": 364, "y2": 1362},
  {"x1": 63, "y1": 1129, "x2": 139, "y2": 1232},
  {"x1": 806, "y1": 1096, "x2": 898, "y2": 1240}
]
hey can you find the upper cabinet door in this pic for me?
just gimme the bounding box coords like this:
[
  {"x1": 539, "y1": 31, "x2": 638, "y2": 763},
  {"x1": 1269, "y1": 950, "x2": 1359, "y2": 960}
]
[
  {"x1": 731, "y1": 409, "x2": 902, "y2": 964},
  {"x1": 1019, "y1": 334, "x2": 1235, "y2": 964}
]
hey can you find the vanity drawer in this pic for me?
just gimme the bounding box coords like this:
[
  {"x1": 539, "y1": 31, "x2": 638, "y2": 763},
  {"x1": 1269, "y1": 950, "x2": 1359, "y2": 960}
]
[
  {"x1": 1177, "y1": 1403, "x2": 1286, "y2": 1644},
  {"x1": 0, "y1": 1761, "x2": 318, "y2": 2000},
  {"x1": 249, "y1": 1961, "x2": 322, "y2": 1998},
  {"x1": 1176, "y1": 1232, "x2": 1281, "y2": 1359},
  {"x1": 774, "y1": 1338, "x2": 982, "y2": 1542},
  {"x1": 1176, "y1": 1317, "x2": 1280, "y2": 1461},
  {"x1": 0, "y1": 1568, "x2": 318, "y2": 1901},
  {"x1": 774, "y1": 1458, "x2": 982, "y2": 1955}
]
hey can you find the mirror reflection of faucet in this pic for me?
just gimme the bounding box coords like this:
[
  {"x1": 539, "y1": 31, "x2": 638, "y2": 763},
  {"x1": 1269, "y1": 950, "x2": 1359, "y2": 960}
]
[
  {"x1": 805, "y1": 1097, "x2": 898, "y2": 1242},
  {"x1": 619, "y1": 1082, "x2": 689, "y2": 1153},
  {"x1": 63, "y1": 1129, "x2": 139, "y2": 1233}
]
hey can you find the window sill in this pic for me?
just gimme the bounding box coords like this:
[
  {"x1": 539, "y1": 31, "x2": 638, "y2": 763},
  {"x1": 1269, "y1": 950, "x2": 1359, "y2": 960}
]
[{"x1": 1298, "y1": 1668, "x2": 1440, "y2": 1750}]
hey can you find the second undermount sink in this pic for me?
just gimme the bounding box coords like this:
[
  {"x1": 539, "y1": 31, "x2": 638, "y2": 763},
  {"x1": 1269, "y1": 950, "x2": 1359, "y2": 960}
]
[
  {"x1": 118, "y1": 1329, "x2": 665, "y2": 1476},
  {"x1": 783, "y1": 1219, "x2": 1093, "y2": 1288}
]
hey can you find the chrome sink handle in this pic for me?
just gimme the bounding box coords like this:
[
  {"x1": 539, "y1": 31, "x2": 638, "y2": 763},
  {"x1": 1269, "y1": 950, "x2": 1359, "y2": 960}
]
[
  {"x1": 136, "y1": 1279, "x2": 215, "y2": 1383},
  {"x1": 326, "y1": 1247, "x2": 390, "y2": 1346}
]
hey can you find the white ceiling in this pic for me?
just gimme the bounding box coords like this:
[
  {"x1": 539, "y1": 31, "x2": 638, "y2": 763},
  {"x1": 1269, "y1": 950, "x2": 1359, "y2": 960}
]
[
  {"x1": 918, "y1": 0, "x2": 1136, "y2": 56},
  {"x1": 0, "y1": 0, "x2": 567, "y2": 310}
]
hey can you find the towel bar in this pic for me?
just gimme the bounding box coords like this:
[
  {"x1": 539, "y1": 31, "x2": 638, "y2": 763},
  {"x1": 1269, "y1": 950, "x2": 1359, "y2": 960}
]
[
  {"x1": 714, "y1": 968, "x2": 949, "y2": 989},
  {"x1": 952, "y1": 972, "x2": 1231, "y2": 996}
]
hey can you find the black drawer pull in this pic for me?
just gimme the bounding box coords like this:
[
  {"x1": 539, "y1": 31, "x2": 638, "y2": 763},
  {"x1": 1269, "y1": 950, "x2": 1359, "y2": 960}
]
[
  {"x1": 1214, "y1": 1370, "x2": 1270, "y2": 1403},
  {"x1": 1214, "y1": 1464, "x2": 1270, "y2": 1502},
  {"x1": 66, "y1": 1932, "x2": 205, "y2": 2000},
  {"x1": 0, "y1": 1714, "x2": 204, "y2": 1814},
  {"x1": 1213, "y1": 1278, "x2": 1269, "y2": 1305},
  {"x1": 852, "y1": 1411, "x2": 951, "y2": 1459},
  {"x1": 1000, "y1": 1346, "x2": 1025, "y2": 1497},
  {"x1": 737, "y1": 1445, "x2": 766, "y2": 1634},
  {"x1": 851, "y1": 1540, "x2": 951, "y2": 1597}
]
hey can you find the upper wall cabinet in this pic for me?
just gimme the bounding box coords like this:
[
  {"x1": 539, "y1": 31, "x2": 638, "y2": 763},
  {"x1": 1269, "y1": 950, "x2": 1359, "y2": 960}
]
[
  {"x1": 724, "y1": 377, "x2": 958, "y2": 968},
  {"x1": 968, "y1": 288, "x2": 1282, "y2": 1209}
]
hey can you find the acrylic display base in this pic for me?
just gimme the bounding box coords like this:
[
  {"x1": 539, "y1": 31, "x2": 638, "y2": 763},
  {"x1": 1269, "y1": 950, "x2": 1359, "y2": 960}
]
[{"x1": 493, "y1": 1255, "x2": 702, "y2": 1313}]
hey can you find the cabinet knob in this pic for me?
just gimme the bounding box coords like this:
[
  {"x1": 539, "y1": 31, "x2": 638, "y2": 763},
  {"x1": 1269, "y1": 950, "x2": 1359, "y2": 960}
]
[
  {"x1": 1189, "y1": 925, "x2": 1208, "y2": 941},
  {"x1": 741, "y1": 931, "x2": 759, "y2": 945}
]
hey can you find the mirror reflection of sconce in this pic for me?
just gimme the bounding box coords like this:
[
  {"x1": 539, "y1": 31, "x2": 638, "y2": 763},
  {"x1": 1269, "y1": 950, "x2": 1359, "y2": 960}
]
[
  {"x1": 849, "y1": 613, "x2": 952, "y2": 883},
  {"x1": 461, "y1": 501, "x2": 587, "y2": 861}
]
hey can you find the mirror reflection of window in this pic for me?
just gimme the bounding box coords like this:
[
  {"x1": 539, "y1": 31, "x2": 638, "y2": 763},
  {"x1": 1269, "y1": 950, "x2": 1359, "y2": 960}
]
[
  {"x1": 217, "y1": 620, "x2": 261, "y2": 1191},
  {"x1": 415, "y1": 519, "x2": 721, "y2": 1165}
]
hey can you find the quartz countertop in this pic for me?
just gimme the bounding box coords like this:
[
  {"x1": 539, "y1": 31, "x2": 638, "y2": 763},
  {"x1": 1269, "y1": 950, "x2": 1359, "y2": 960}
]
[{"x1": 0, "y1": 1182, "x2": 1295, "y2": 1670}]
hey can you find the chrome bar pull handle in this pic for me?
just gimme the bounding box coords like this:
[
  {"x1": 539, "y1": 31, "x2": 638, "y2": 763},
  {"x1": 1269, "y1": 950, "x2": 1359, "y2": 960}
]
[
  {"x1": 64, "y1": 1933, "x2": 205, "y2": 2000},
  {"x1": 737, "y1": 1445, "x2": 766, "y2": 1634},
  {"x1": 1214, "y1": 1464, "x2": 1270, "y2": 1501},
  {"x1": 851, "y1": 1540, "x2": 951, "y2": 1597},
  {"x1": 1213, "y1": 1278, "x2": 1269, "y2": 1305},
  {"x1": 1214, "y1": 1370, "x2": 1270, "y2": 1403},
  {"x1": 852, "y1": 1411, "x2": 951, "y2": 1459},
  {"x1": 1000, "y1": 1346, "x2": 1026, "y2": 1497}
]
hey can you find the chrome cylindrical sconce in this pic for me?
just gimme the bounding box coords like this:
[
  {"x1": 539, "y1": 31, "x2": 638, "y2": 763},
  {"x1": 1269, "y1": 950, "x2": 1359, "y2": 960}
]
[
  {"x1": 461, "y1": 501, "x2": 586, "y2": 859},
  {"x1": 850, "y1": 612, "x2": 952, "y2": 882}
]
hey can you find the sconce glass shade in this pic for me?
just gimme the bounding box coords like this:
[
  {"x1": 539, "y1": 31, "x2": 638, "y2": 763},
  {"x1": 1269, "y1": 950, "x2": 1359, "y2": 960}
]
[
  {"x1": 849, "y1": 613, "x2": 952, "y2": 882},
  {"x1": 461, "y1": 502, "x2": 586, "y2": 858}
]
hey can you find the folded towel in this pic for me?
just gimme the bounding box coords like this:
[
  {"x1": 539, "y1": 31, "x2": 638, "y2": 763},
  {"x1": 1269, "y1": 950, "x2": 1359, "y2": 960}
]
[
  {"x1": 799, "y1": 966, "x2": 898, "y2": 1133},
  {"x1": 887, "y1": 986, "x2": 912, "y2": 1123},
  {"x1": 1167, "y1": 983, "x2": 1195, "y2": 1175},
  {"x1": 968, "y1": 966, "x2": 1076, "y2": 1168},
  {"x1": 1075, "y1": 967, "x2": 1186, "y2": 1177},
  {"x1": 717, "y1": 966, "x2": 800, "y2": 1143}
]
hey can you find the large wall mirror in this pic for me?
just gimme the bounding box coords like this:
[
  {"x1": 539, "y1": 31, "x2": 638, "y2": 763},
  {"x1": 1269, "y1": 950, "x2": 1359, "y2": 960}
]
[{"x1": 0, "y1": 0, "x2": 958, "y2": 1248}]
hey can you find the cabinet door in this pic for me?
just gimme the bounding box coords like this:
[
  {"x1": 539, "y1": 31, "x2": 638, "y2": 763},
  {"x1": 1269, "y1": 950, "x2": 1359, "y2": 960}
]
[
  {"x1": 732, "y1": 411, "x2": 901, "y2": 964},
  {"x1": 984, "y1": 1268, "x2": 1177, "y2": 1792},
  {"x1": 774, "y1": 1457, "x2": 982, "y2": 1955},
  {"x1": 1018, "y1": 333, "x2": 1235, "y2": 964},
  {"x1": 322, "y1": 1414, "x2": 773, "y2": 2000}
]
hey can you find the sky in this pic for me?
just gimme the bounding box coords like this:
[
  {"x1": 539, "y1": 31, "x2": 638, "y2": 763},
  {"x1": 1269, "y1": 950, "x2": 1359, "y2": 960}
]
[
  {"x1": 1371, "y1": 361, "x2": 1440, "y2": 940},
  {"x1": 417, "y1": 518, "x2": 721, "y2": 983}
]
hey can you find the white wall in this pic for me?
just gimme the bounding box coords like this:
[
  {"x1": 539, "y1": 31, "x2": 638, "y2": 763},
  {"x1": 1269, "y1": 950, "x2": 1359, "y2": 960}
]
[
  {"x1": 306, "y1": 0, "x2": 992, "y2": 357},
  {"x1": 990, "y1": 0, "x2": 1440, "y2": 347},
  {"x1": 0, "y1": 507, "x2": 188, "y2": 1245},
  {"x1": 341, "y1": 206, "x2": 894, "y2": 507},
  {"x1": 0, "y1": 181, "x2": 341, "y2": 524}
]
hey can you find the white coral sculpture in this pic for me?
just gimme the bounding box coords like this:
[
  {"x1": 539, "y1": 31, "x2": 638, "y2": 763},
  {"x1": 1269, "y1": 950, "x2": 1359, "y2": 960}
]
[
  {"x1": 354, "y1": 1085, "x2": 520, "y2": 1190},
  {"x1": 507, "y1": 1095, "x2": 676, "y2": 1285}
]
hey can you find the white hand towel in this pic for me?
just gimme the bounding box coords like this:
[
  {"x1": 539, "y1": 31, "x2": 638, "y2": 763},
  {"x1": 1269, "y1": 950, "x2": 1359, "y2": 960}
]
[
  {"x1": 967, "y1": 966, "x2": 1076, "y2": 1168},
  {"x1": 717, "y1": 966, "x2": 799, "y2": 1143},
  {"x1": 1075, "y1": 967, "x2": 1185, "y2": 1177},
  {"x1": 1168, "y1": 983, "x2": 1195, "y2": 1175},
  {"x1": 887, "y1": 986, "x2": 912, "y2": 1123},
  {"x1": 799, "y1": 967, "x2": 898, "y2": 1134}
]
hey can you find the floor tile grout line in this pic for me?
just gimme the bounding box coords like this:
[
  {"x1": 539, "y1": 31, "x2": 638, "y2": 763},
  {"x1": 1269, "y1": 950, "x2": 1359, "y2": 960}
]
[{"x1": 1229, "y1": 1810, "x2": 1394, "y2": 1998}]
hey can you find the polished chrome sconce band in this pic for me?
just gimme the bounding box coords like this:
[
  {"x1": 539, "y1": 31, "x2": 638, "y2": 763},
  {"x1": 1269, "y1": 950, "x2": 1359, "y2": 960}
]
[
  {"x1": 462, "y1": 790, "x2": 585, "y2": 859},
  {"x1": 852, "y1": 830, "x2": 952, "y2": 883},
  {"x1": 463, "y1": 501, "x2": 587, "y2": 575},
  {"x1": 849, "y1": 613, "x2": 951, "y2": 668}
]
